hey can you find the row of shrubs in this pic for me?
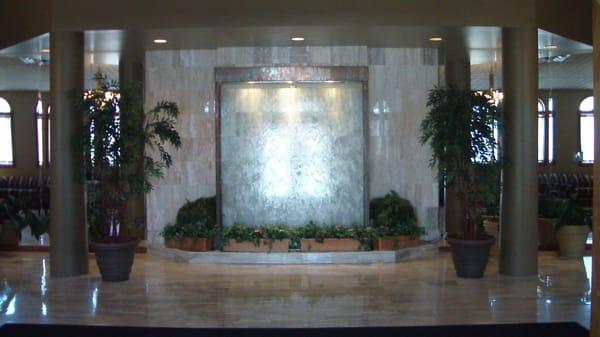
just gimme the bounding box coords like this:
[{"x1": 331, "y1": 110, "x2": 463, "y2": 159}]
[{"x1": 160, "y1": 191, "x2": 426, "y2": 245}]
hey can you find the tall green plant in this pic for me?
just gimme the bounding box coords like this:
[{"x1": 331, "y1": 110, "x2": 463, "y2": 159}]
[
  {"x1": 79, "y1": 73, "x2": 181, "y2": 241},
  {"x1": 420, "y1": 86, "x2": 501, "y2": 240}
]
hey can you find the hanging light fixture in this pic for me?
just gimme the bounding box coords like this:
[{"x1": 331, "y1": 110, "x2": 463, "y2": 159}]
[{"x1": 481, "y1": 46, "x2": 503, "y2": 107}]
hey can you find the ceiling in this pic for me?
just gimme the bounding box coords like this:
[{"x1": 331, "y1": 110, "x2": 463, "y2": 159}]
[{"x1": 0, "y1": 26, "x2": 593, "y2": 91}]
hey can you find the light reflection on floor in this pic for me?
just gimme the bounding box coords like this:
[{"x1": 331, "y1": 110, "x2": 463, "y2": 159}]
[{"x1": 0, "y1": 251, "x2": 592, "y2": 328}]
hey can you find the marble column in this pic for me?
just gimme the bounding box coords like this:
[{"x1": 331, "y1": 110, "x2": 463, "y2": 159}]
[
  {"x1": 590, "y1": 1, "x2": 600, "y2": 335},
  {"x1": 499, "y1": 27, "x2": 538, "y2": 276},
  {"x1": 443, "y1": 48, "x2": 471, "y2": 237},
  {"x1": 49, "y1": 31, "x2": 88, "y2": 277}
]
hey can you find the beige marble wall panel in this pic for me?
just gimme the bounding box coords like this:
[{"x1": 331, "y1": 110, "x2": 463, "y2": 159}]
[
  {"x1": 146, "y1": 46, "x2": 439, "y2": 243},
  {"x1": 368, "y1": 48, "x2": 440, "y2": 240},
  {"x1": 145, "y1": 49, "x2": 217, "y2": 243}
]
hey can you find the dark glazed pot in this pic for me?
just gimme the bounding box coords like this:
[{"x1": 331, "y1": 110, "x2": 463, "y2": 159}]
[
  {"x1": 91, "y1": 239, "x2": 139, "y2": 282},
  {"x1": 447, "y1": 235, "x2": 495, "y2": 279}
]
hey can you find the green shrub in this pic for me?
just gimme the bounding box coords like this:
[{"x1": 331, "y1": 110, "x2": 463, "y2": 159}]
[
  {"x1": 538, "y1": 198, "x2": 562, "y2": 219},
  {"x1": 292, "y1": 222, "x2": 372, "y2": 250},
  {"x1": 556, "y1": 197, "x2": 592, "y2": 230},
  {"x1": 160, "y1": 196, "x2": 217, "y2": 241},
  {"x1": 160, "y1": 223, "x2": 184, "y2": 241},
  {"x1": 222, "y1": 223, "x2": 290, "y2": 247},
  {"x1": 370, "y1": 191, "x2": 424, "y2": 238},
  {"x1": 176, "y1": 196, "x2": 216, "y2": 227}
]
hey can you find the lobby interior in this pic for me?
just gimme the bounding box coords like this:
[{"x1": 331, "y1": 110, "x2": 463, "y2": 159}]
[{"x1": 0, "y1": 0, "x2": 599, "y2": 336}]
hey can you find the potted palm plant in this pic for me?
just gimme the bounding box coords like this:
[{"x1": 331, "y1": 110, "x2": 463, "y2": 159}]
[
  {"x1": 420, "y1": 86, "x2": 501, "y2": 278},
  {"x1": 79, "y1": 73, "x2": 181, "y2": 281},
  {"x1": 555, "y1": 196, "x2": 591, "y2": 258}
]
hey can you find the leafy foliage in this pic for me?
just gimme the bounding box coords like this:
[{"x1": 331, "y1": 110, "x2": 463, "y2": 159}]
[
  {"x1": 222, "y1": 223, "x2": 290, "y2": 247},
  {"x1": 291, "y1": 222, "x2": 372, "y2": 249},
  {"x1": 78, "y1": 73, "x2": 181, "y2": 241},
  {"x1": 161, "y1": 220, "x2": 218, "y2": 241},
  {"x1": 420, "y1": 86, "x2": 501, "y2": 240},
  {"x1": 161, "y1": 196, "x2": 218, "y2": 241},
  {"x1": 538, "y1": 198, "x2": 563, "y2": 219},
  {"x1": 556, "y1": 196, "x2": 592, "y2": 230},
  {"x1": 0, "y1": 196, "x2": 49, "y2": 241},
  {"x1": 369, "y1": 191, "x2": 424, "y2": 238},
  {"x1": 176, "y1": 197, "x2": 216, "y2": 227}
]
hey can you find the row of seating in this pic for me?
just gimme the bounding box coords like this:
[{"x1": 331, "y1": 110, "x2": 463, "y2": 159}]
[
  {"x1": 0, "y1": 173, "x2": 593, "y2": 212},
  {"x1": 538, "y1": 172, "x2": 593, "y2": 206},
  {"x1": 0, "y1": 176, "x2": 50, "y2": 211}
]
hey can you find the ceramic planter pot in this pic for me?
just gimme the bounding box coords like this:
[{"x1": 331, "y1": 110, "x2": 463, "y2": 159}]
[
  {"x1": 447, "y1": 235, "x2": 495, "y2": 279},
  {"x1": 91, "y1": 239, "x2": 140, "y2": 282},
  {"x1": 300, "y1": 238, "x2": 361, "y2": 252},
  {"x1": 373, "y1": 236, "x2": 420, "y2": 250},
  {"x1": 223, "y1": 239, "x2": 290, "y2": 252},
  {"x1": 165, "y1": 237, "x2": 213, "y2": 251},
  {"x1": 556, "y1": 225, "x2": 590, "y2": 258}
]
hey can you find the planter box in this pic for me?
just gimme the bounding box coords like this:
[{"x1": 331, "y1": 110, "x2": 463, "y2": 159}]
[
  {"x1": 300, "y1": 238, "x2": 361, "y2": 252},
  {"x1": 223, "y1": 239, "x2": 290, "y2": 252},
  {"x1": 165, "y1": 237, "x2": 213, "y2": 252},
  {"x1": 373, "y1": 236, "x2": 420, "y2": 250},
  {"x1": 538, "y1": 218, "x2": 558, "y2": 249}
]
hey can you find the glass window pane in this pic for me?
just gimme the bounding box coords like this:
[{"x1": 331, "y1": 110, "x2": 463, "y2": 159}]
[
  {"x1": 538, "y1": 115, "x2": 546, "y2": 162},
  {"x1": 0, "y1": 116, "x2": 14, "y2": 165},
  {"x1": 548, "y1": 115, "x2": 554, "y2": 162},
  {"x1": 0, "y1": 98, "x2": 10, "y2": 113},
  {"x1": 580, "y1": 96, "x2": 594, "y2": 112},
  {"x1": 581, "y1": 115, "x2": 595, "y2": 163},
  {"x1": 548, "y1": 97, "x2": 555, "y2": 112}
]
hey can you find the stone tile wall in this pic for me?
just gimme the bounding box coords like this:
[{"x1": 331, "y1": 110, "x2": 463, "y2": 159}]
[{"x1": 145, "y1": 47, "x2": 440, "y2": 243}]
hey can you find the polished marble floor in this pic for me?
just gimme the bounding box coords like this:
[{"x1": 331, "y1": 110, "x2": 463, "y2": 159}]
[{"x1": 0, "y1": 251, "x2": 592, "y2": 328}]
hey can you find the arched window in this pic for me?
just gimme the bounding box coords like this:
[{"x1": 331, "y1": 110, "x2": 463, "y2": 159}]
[
  {"x1": 0, "y1": 97, "x2": 14, "y2": 166},
  {"x1": 538, "y1": 98, "x2": 555, "y2": 164},
  {"x1": 579, "y1": 96, "x2": 594, "y2": 164},
  {"x1": 36, "y1": 98, "x2": 45, "y2": 166}
]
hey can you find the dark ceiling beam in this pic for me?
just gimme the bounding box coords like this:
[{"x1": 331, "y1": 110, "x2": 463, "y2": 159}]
[
  {"x1": 0, "y1": 0, "x2": 51, "y2": 50},
  {"x1": 536, "y1": 0, "x2": 592, "y2": 45},
  {"x1": 49, "y1": 0, "x2": 536, "y2": 31}
]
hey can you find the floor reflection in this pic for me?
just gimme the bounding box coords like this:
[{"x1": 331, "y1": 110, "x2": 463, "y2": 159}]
[{"x1": 0, "y1": 252, "x2": 591, "y2": 328}]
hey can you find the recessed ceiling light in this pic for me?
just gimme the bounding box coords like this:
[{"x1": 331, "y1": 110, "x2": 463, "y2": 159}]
[
  {"x1": 429, "y1": 37, "x2": 443, "y2": 42},
  {"x1": 291, "y1": 37, "x2": 305, "y2": 42},
  {"x1": 153, "y1": 39, "x2": 168, "y2": 44},
  {"x1": 41, "y1": 48, "x2": 50, "y2": 53},
  {"x1": 543, "y1": 44, "x2": 558, "y2": 50}
]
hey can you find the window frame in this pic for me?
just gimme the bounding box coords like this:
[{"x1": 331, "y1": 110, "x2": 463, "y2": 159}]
[
  {"x1": 578, "y1": 95, "x2": 595, "y2": 166},
  {"x1": 538, "y1": 97, "x2": 555, "y2": 166},
  {"x1": 0, "y1": 97, "x2": 15, "y2": 167}
]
